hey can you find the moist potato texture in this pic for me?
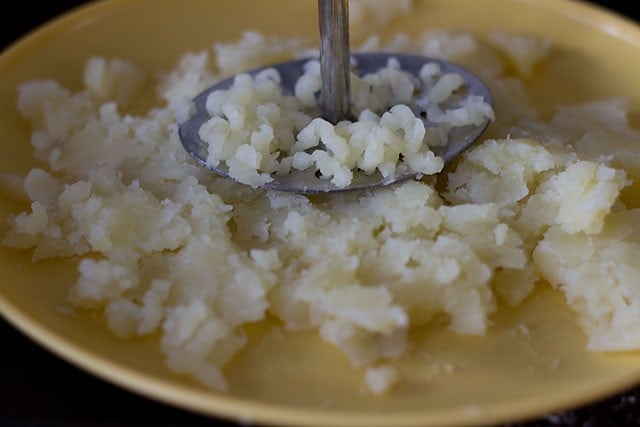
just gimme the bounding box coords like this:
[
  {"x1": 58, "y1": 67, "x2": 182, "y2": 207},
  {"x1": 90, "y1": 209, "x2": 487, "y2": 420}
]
[{"x1": 3, "y1": 5, "x2": 640, "y2": 394}]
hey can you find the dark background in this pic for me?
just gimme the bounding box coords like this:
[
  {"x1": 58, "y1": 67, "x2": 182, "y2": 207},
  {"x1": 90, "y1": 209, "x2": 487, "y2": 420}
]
[{"x1": 0, "y1": 1, "x2": 639, "y2": 426}]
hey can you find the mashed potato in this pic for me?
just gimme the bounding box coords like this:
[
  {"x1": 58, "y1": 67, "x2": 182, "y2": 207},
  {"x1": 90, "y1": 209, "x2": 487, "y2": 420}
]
[
  {"x1": 3, "y1": 6, "x2": 640, "y2": 395},
  {"x1": 196, "y1": 59, "x2": 492, "y2": 188}
]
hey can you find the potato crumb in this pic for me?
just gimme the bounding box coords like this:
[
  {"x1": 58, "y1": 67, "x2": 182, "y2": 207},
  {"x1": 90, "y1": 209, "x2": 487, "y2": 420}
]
[
  {"x1": 488, "y1": 31, "x2": 551, "y2": 78},
  {"x1": 365, "y1": 365, "x2": 400, "y2": 395},
  {"x1": 349, "y1": 0, "x2": 413, "y2": 38}
]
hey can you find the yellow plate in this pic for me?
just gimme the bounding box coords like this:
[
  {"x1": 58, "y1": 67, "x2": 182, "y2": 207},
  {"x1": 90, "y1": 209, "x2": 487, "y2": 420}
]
[{"x1": 1, "y1": 0, "x2": 640, "y2": 426}]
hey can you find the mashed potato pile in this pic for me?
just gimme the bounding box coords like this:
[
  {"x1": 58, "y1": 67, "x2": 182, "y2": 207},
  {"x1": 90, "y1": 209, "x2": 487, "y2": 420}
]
[
  {"x1": 3, "y1": 7, "x2": 640, "y2": 394},
  {"x1": 197, "y1": 59, "x2": 492, "y2": 188}
]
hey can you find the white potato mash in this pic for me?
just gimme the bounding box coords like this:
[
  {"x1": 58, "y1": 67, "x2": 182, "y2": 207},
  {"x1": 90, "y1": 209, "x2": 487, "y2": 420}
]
[
  {"x1": 3, "y1": 1, "x2": 640, "y2": 395},
  {"x1": 197, "y1": 59, "x2": 492, "y2": 188}
]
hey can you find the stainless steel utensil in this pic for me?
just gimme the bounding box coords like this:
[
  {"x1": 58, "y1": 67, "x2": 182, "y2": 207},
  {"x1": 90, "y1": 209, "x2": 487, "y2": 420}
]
[{"x1": 179, "y1": 0, "x2": 492, "y2": 194}]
